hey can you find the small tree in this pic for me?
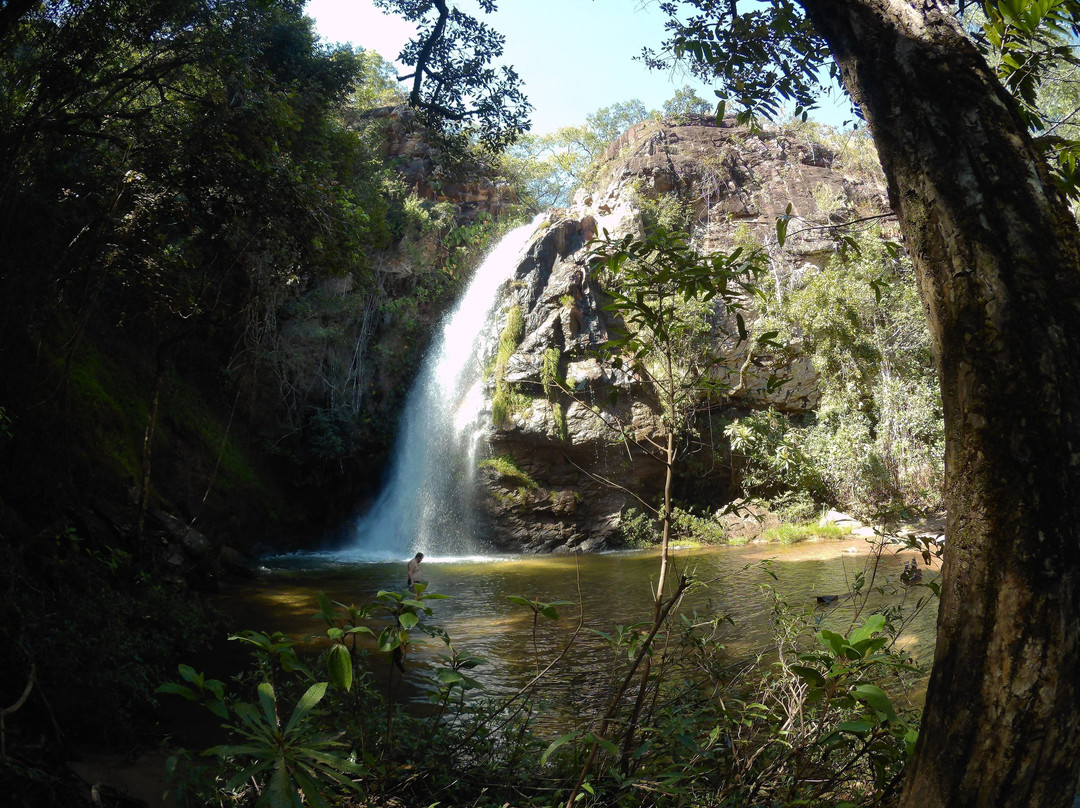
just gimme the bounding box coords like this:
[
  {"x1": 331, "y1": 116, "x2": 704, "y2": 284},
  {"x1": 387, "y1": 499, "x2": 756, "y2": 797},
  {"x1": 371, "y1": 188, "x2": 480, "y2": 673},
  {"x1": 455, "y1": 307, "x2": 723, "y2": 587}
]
[{"x1": 561, "y1": 223, "x2": 764, "y2": 798}]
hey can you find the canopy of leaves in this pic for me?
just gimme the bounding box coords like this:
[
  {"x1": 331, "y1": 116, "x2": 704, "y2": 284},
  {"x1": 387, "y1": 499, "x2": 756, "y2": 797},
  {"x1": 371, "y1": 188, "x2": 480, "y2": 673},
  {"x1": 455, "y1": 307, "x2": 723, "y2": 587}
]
[
  {"x1": 0, "y1": 0, "x2": 399, "y2": 337},
  {"x1": 373, "y1": 0, "x2": 532, "y2": 151}
]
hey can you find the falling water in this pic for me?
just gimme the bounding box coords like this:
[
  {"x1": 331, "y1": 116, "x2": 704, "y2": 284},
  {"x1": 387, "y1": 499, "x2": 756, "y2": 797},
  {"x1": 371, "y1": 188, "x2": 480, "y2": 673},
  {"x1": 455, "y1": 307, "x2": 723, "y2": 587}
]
[{"x1": 346, "y1": 215, "x2": 544, "y2": 560}]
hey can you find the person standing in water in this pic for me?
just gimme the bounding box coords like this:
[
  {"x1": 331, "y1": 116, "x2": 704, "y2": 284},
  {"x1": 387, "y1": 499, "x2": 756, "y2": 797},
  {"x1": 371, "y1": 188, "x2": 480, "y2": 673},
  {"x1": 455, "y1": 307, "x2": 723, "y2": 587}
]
[{"x1": 407, "y1": 552, "x2": 424, "y2": 590}]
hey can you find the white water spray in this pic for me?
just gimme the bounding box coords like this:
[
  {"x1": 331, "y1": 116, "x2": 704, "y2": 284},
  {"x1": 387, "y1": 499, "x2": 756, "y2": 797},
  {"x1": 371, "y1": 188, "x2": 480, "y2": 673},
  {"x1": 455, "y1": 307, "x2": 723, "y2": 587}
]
[{"x1": 346, "y1": 216, "x2": 544, "y2": 560}]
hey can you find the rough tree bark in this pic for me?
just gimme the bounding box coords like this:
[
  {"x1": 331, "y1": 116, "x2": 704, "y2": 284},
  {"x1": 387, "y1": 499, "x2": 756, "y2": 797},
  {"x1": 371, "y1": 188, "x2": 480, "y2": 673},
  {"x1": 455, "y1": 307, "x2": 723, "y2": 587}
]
[{"x1": 798, "y1": 1, "x2": 1080, "y2": 804}]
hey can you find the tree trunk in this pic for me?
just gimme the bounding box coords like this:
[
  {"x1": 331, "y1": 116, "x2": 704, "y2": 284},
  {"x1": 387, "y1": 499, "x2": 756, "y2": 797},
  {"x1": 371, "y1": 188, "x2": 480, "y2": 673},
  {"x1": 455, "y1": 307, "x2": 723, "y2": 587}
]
[{"x1": 798, "y1": 1, "x2": 1080, "y2": 804}]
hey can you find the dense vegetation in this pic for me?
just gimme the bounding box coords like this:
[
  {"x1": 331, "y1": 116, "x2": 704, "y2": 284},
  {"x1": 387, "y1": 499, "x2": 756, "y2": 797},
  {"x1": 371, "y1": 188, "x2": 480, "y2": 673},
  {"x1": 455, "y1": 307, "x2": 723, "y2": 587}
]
[
  {"x1": 157, "y1": 575, "x2": 930, "y2": 808},
  {"x1": 0, "y1": 0, "x2": 942, "y2": 799},
  {"x1": 0, "y1": 1, "x2": 527, "y2": 801},
  {"x1": 4, "y1": 0, "x2": 1080, "y2": 805}
]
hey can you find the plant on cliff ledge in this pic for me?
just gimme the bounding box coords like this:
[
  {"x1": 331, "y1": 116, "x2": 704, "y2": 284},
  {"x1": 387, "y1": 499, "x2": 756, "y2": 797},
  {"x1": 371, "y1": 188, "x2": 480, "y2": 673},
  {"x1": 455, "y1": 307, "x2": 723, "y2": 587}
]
[
  {"x1": 479, "y1": 454, "x2": 538, "y2": 489},
  {"x1": 490, "y1": 305, "x2": 526, "y2": 426}
]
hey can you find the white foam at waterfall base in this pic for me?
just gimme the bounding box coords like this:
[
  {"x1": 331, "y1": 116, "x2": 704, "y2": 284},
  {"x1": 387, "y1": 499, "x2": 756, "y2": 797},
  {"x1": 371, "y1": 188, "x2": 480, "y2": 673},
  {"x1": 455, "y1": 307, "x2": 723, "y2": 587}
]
[{"x1": 340, "y1": 214, "x2": 546, "y2": 562}]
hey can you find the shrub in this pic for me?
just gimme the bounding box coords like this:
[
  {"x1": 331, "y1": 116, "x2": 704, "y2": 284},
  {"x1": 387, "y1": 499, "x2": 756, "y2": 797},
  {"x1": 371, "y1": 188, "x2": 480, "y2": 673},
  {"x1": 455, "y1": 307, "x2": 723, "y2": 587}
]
[
  {"x1": 725, "y1": 409, "x2": 822, "y2": 498},
  {"x1": 617, "y1": 508, "x2": 660, "y2": 548},
  {"x1": 671, "y1": 506, "x2": 727, "y2": 545}
]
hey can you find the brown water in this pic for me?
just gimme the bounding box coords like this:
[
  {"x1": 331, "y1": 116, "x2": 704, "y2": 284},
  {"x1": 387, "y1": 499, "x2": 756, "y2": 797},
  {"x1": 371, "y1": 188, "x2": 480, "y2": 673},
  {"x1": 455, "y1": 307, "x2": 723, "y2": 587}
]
[{"x1": 211, "y1": 538, "x2": 938, "y2": 720}]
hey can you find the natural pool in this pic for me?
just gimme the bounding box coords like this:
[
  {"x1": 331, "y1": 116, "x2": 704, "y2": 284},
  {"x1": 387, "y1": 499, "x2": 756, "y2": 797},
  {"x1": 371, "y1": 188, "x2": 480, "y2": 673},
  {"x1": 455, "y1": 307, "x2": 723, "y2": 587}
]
[{"x1": 209, "y1": 536, "x2": 939, "y2": 724}]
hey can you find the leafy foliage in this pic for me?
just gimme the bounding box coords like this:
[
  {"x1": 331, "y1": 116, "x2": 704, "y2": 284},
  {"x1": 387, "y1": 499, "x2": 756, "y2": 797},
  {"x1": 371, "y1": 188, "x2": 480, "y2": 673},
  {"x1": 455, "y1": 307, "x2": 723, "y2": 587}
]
[
  {"x1": 645, "y1": 0, "x2": 836, "y2": 123},
  {"x1": 662, "y1": 84, "x2": 715, "y2": 121},
  {"x1": 725, "y1": 408, "x2": 821, "y2": 497},
  {"x1": 156, "y1": 566, "x2": 928, "y2": 808},
  {"x1": 788, "y1": 232, "x2": 944, "y2": 516},
  {"x1": 723, "y1": 226, "x2": 943, "y2": 519},
  {"x1": 651, "y1": 0, "x2": 1080, "y2": 201},
  {"x1": 616, "y1": 507, "x2": 662, "y2": 548},
  {"x1": 373, "y1": 0, "x2": 532, "y2": 151}
]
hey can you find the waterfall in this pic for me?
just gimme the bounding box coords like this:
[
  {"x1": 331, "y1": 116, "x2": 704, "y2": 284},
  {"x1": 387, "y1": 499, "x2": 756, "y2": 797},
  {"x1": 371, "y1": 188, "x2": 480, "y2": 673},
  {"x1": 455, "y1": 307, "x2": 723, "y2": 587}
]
[{"x1": 345, "y1": 215, "x2": 544, "y2": 560}]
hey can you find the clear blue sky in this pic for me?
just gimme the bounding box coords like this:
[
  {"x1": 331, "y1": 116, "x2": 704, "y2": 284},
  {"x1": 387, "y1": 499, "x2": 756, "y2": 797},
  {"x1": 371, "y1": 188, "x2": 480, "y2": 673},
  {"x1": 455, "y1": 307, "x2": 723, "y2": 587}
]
[{"x1": 303, "y1": 0, "x2": 852, "y2": 134}]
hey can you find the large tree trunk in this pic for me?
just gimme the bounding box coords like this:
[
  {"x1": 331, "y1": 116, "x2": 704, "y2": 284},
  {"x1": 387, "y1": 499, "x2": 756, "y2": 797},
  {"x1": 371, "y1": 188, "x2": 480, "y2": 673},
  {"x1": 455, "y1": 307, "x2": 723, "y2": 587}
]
[{"x1": 799, "y1": 0, "x2": 1080, "y2": 804}]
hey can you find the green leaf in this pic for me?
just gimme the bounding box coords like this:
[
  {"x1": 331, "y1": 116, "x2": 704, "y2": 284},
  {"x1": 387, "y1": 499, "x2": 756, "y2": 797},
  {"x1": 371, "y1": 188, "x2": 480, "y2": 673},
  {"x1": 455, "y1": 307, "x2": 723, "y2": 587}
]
[
  {"x1": 789, "y1": 665, "x2": 825, "y2": 687},
  {"x1": 852, "y1": 683, "x2": 897, "y2": 722},
  {"x1": 849, "y1": 614, "x2": 886, "y2": 644},
  {"x1": 904, "y1": 726, "x2": 919, "y2": 757},
  {"x1": 756, "y1": 329, "x2": 781, "y2": 348},
  {"x1": 177, "y1": 664, "x2": 199, "y2": 685},
  {"x1": 206, "y1": 699, "x2": 229, "y2": 720},
  {"x1": 156, "y1": 682, "x2": 198, "y2": 701},
  {"x1": 398, "y1": 611, "x2": 419, "y2": 630},
  {"x1": 377, "y1": 627, "x2": 402, "y2": 652},
  {"x1": 264, "y1": 763, "x2": 302, "y2": 808},
  {"x1": 818, "y1": 628, "x2": 847, "y2": 657},
  {"x1": 284, "y1": 682, "x2": 328, "y2": 735},
  {"x1": 583, "y1": 731, "x2": 619, "y2": 756},
  {"x1": 837, "y1": 719, "x2": 874, "y2": 734},
  {"x1": 437, "y1": 669, "x2": 465, "y2": 684},
  {"x1": 257, "y1": 682, "x2": 278, "y2": 730},
  {"x1": 541, "y1": 731, "x2": 580, "y2": 764},
  {"x1": 327, "y1": 644, "x2": 352, "y2": 693},
  {"x1": 291, "y1": 767, "x2": 332, "y2": 808},
  {"x1": 316, "y1": 591, "x2": 334, "y2": 620}
]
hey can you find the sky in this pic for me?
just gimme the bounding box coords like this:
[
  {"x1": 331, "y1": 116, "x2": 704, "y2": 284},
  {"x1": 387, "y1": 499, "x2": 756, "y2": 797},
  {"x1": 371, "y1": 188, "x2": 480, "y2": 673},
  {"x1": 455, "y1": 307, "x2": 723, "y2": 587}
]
[{"x1": 303, "y1": 0, "x2": 853, "y2": 135}]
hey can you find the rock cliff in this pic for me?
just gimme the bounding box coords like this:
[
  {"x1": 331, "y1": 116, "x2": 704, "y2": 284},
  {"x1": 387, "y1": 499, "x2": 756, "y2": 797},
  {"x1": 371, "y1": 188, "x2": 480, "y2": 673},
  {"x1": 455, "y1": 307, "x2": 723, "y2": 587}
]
[{"x1": 474, "y1": 116, "x2": 890, "y2": 552}]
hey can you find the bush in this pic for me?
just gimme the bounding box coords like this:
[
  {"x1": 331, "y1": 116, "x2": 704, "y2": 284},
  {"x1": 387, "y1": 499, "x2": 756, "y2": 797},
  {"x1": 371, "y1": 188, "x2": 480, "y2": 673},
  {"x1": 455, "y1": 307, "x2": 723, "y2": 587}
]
[
  {"x1": 737, "y1": 227, "x2": 944, "y2": 519},
  {"x1": 671, "y1": 506, "x2": 728, "y2": 544},
  {"x1": 725, "y1": 409, "x2": 823, "y2": 498},
  {"x1": 616, "y1": 508, "x2": 660, "y2": 548},
  {"x1": 156, "y1": 554, "x2": 932, "y2": 808}
]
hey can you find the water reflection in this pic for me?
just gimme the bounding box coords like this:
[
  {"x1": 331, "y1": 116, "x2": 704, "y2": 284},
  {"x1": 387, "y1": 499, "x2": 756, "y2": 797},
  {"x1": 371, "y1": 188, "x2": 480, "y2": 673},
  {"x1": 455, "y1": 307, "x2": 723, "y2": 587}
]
[{"x1": 214, "y1": 540, "x2": 938, "y2": 721}]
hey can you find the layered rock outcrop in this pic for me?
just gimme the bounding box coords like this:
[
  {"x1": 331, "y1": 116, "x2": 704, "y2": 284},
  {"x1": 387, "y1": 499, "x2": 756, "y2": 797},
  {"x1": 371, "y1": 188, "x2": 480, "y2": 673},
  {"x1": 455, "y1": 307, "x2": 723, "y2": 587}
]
[{"x1": 474, "y1": 117, "x2": 890, "y2": 552}]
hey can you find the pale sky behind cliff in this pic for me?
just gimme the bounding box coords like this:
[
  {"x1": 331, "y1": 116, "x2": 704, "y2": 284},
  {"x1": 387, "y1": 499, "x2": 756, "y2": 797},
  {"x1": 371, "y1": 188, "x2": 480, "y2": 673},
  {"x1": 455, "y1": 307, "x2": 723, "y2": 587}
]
[{"x1": 303, "y1": 0, "x2": 853, "y2": 134}]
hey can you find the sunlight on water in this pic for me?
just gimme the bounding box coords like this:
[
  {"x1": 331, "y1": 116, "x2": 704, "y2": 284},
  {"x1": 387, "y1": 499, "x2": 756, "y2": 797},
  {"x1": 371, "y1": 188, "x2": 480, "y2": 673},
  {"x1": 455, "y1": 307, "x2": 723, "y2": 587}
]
[
  {"x1": 344, "y1": 214, "x2": 548, "y2": 559},
  {"x1": 224, "y1": 539, "x2": 940, "y2": 730}
]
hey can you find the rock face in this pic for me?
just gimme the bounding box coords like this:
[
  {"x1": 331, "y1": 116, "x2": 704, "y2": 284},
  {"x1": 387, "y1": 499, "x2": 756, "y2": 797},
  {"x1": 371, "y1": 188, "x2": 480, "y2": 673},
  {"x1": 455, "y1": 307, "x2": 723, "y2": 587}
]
[
  {"x1": 473, "y1": 217, "x2": 666, "y2": 552},
  {"x1": 366, "y1": 105, "x2": 518, "y2": 222},
  {"x1": 473, "y1": 117, "x2": 890, "y2": 552}
]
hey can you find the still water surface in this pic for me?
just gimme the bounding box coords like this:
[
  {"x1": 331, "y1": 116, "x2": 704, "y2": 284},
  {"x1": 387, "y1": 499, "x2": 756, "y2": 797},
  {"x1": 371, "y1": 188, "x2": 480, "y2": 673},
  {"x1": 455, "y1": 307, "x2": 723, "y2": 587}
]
[{"x1": 212, "y1": 538, "x2": 938, "y2": 724}]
